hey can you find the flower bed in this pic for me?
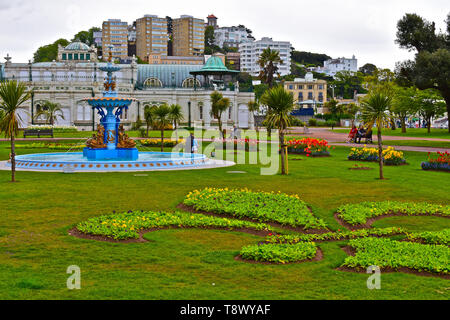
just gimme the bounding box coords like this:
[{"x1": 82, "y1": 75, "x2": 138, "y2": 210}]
[
  {"x1": 240, "y1": 242, "x2": 318, "y2": 264},
  {"x1": 422, "y1": 151, "x2": 450, "y2": 172},
  {"x1": 220, "y1": 139, "x2": 259, "y2": 152},
  {"x1": 348, "y1": 146, "x2": 406, "y2": 165},
  {"x1": 406, "y1": 229, "x2": 450, "y2": 246},
  {"x1": 27, "y1": 125, "x2": 78, "y2": 133},
  {"x1": 139, "y1": 139, "x2": 181, "y2": 148},
  {"x1": 183, "y1": 188, "x2": 327, "y2": 230},
  {"x1": 76, "y1": 210, "x2": 276, "y2": 240},
  {"x1": 336, "y1": 201, "x2": 450, "y2": 226},
  {"x1": 15, "y1": 143, "x2": 85, "y2": 150},
  {"x1": 342, "y1": 238, "x2": 450, "y2": 274},
  {"x1": 286, "y1": 138, "x2": 331, "y2": 157},
  {"x1": 265, "y1": 227, "x2": 406, "y2": 244}
]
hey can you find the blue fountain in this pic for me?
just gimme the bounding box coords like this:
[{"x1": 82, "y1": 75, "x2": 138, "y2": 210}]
[{"x1": 83, "y1": 51, "x2": 138, "y2": 161}]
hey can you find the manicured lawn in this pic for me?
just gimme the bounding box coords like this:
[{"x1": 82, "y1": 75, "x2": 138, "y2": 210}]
[
  {"x1": 0, "y1": 141, "x2": 449, "y2": 300},
  {"x1": 382, "y1": 140, "x2": 450, "y2": 149},
  {"x1": 332, "y1": 128, "x2": 450, "y2": 140}
]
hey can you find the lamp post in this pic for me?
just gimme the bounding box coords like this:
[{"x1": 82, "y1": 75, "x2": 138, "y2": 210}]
[{"x1": 188, "y1": 101, "x2": 192, "y2": 128}]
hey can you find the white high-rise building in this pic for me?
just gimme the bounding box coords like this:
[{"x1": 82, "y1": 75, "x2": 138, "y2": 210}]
[
  {"x1": 239, "y1": 37, "x2": 291, "y2": 76},
  {"x1": 322, "y1": 56, "x2": 358, "y2": 77},
  {"x1": 214, "y1": 26, "x2": 253, "y2": 49}
]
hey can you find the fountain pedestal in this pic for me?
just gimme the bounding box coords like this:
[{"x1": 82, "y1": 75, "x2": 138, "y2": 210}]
[{"x1": 83, "y1": 50, "x2": 138, "y2": 161}]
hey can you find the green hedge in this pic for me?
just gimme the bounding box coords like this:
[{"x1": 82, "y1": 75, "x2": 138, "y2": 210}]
[{"x1": 240, "y1": 242, "x2": 318, "y2": 264}]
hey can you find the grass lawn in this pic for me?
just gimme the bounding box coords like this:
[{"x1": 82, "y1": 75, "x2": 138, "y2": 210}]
[
  {"x1": 0, "y1": 141, "x2": 449, "y2": 300},
  {"x1": 382, "y1": 140, "x2": 450, "y2": 149},
  {"x1": 332, "y1": 128, "x2": 450, "y2": 140}
]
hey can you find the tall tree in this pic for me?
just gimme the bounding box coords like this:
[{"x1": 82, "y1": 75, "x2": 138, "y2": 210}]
[
  {"x1": 258, "y1": 48, "x2": 283, "y2": 88},
  {"x1": 144, "y1": 105, "x2": 156, "y2": 137},
  {"x1": 359, "y1": 63, "x2": 378, "y2": 76},
  {"x1": 360, "y1": 91, "x2": 393, "y2": 180},
  {"x1": 261, "y1": 86, "x2": 294, "y2": 175},
  {"x1": 210, "y1": 91, "x2": 230, "y2": 138},
  {"x1": 33, "y1": 38, "x2": 70, "y2": 62},
  {"x1": 169, "y1": 104, "x2": 184, "y2": 143},
  {"x1": 395, "y1": 13, "x2": 450, "y2": 132},
  {"x1": 391, "y1": 86, "x2": 418, "y2": 133},
  {"x1": 415, "y1": 89, "x2": 446, "y2": 133},
  {"x1": 0, "y1": 81, "x2": 31, "y2": 182},
  {"x1": 247, "y1": 100, "x2": 261, "y2": 132},
  {"x1": 34, "y1": 101, "x2": 64, "y2": 125},
  {"x1": 152, "y1": 104, "x2": 172, "y2": 152},
  {"x1": 331, "y1": 71, "x2": 367, "y2": 99}
]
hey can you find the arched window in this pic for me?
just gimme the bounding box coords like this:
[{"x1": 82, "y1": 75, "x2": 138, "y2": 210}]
[
  {"x1": 143, "y1": 77, "x2": 163, "y2": 88},
  {"x1": 182, "y1": 77, "x2": 201, "y2": 88}
]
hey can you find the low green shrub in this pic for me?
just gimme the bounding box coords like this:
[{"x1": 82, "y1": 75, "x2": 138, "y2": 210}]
[
  {"x1": 342, "y1": 238, "x2": 450, "y2": 274},
  {"x1": 76, "y1": 210, "x2": 275, "y2": 240},
  {"x1": 336, "y1": 201, "x2": 450, "y2": 226},
  {"x1": 265, "y1": 227, "x2": 406, "y2": 244},
  {"x1": 184, "y1": 188, "x2": 327, "y2": 230},
  {"x1": 240, "y1": 242, "x2": 317, "y2": 264},
  {"x1": 406, "y1": 229, "x2": 450, "y2": 246}
]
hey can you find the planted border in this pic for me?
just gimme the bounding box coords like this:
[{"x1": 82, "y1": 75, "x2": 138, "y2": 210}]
[
  {"x1": 348, "y1": 146, "x2": 406, "y2": 166},
  {"x1": 336, "y1": 201, "x2": 450, "y2": 227},
  {"x1": 341, "y1": 238, "x2": 450, "y2": 275},
  {"x1": 239, "y1": 242, "x2": 319, "y2": 264},
  {"x1": 183, "y1": 188, "x2": 327, "y2": 230},
  {"x1": 265, "y1": 227, "x2": 406, "y2": 244},
  {"x1": 75, "y1": 210, "x2": 276, "y2": 241},
  {"x1": 406, "y1": 229, "x2": 450, "y2": 246}
]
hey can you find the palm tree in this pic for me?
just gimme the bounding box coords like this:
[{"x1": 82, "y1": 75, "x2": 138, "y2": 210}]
[
  {"x1": 247, "y1": 100, "x2": 260, "y2": 133},
  {"x1": 169, "y1": 104, "x2": 184, "y2": 143},
  {"x1": 360, "y1": 91, "x2": 393, "y2": 180},
  {"x1": 257, "y1": 48, "x2": 283, "y2": 88},
  {"x1": 210, "y1": 91, "x2": 230, "y2": 138},
  {"x1": 261, "y1": 86, "x2": 294, "y2": 175},
  {"x1": 152, "y1": 104, "x2": 171, "y2": 152},
  {"x1": 35, "y1": 101, "x2": 64, "y2": 125},
  {"x1": 0, "y1": 80, "x2": 31, "y2": 182},
  {"x1": 144, "y1": 105, "x2": 156, "y2": 137}
]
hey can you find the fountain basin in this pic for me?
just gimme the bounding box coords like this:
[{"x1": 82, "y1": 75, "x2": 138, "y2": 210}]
[
  {"x1": 83, "y1": 148, "x2": 139, "y2": 161},
  {"x1": 11, "y1": 152, "x2": 211, "y2": 172}
]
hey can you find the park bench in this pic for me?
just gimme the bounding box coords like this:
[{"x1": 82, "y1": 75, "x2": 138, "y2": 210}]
[
  {"x1": 23, "y1": 129, "x2": 54, "y2": 138},
  {"x1": 354, "y1": 130, "x2": 373, "y2": 144}
]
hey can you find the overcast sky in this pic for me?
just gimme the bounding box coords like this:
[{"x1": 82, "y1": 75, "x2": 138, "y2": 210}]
[{"x1": 0, "y1": 0, "x2": 448, "y2": 69}]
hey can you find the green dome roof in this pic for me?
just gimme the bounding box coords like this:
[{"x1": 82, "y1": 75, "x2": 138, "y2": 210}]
[
  {"x1": 65, "y1": 42, "x2": 90, "y2": 51},
  {"x1": 201, "y1": 56, "x2": 230, "y2": 72}
]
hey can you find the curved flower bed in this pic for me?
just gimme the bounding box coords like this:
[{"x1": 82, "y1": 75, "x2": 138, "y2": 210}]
[
  {"x1": 342, "y1": 238, "x2": 449, "y2": 274},
  {"x1": 422, "y1": 151, "x2": 450, "y2": 172},
  {"x1": 348, "y1": 146, "x2": 406, "y2": 165},
  {"x1": 15, "y1": 143, "x2": 85, "y2": 150},
  {"x1": 184, "y1": 188, "x2": 327, "y2": 230},
  {"x1": 286, "y1": 138, "x2": 331, "y2": 157},
  {"x1": 406, "y1": 229, "x2": 450, "y2": 246},
  {"x1": 240, "y1": 242, "x2": 318, "y2": 264},
  {"x1": 265, "y1": 227, "x2": 406, "y2": 244},
  {"x1": 336, "y1": 201, "x2": 450, "y2": 226},
  {"x1": 76, "y1": 210, "x2": 275, "y2": 240}
]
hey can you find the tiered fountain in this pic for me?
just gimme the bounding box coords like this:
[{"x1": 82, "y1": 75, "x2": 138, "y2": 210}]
[
  {"x1": 83, "y1": 51, "x2": 138, "y2": 161},
  {"x1": 6, "y1": 51, "x2": 225, "y2": 172}
]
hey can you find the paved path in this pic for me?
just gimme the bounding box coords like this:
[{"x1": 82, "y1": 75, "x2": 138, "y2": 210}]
[{"x1": 286, "y1": 127, "x2": 450, "y2": 142}]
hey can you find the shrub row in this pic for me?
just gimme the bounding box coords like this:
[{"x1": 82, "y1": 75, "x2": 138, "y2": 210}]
[
  {"x1": 240, "y1": 242, "x2": 318, "y2": 264},
  {"x1": 342, "y1": 238, "x2": 449, "y2": 274},
  {"x1": 406, "y1": 229, "x2": 450, "y2": 246},
  {"x1": 184, "y1": 188, "x2": 327, "y2": 230},
  {"x1": 265, "y1": 227, "x2": 406, "y2": 244},
  {"x1": 336, "y1": 201, "x2": 450, "y2": 226}
]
